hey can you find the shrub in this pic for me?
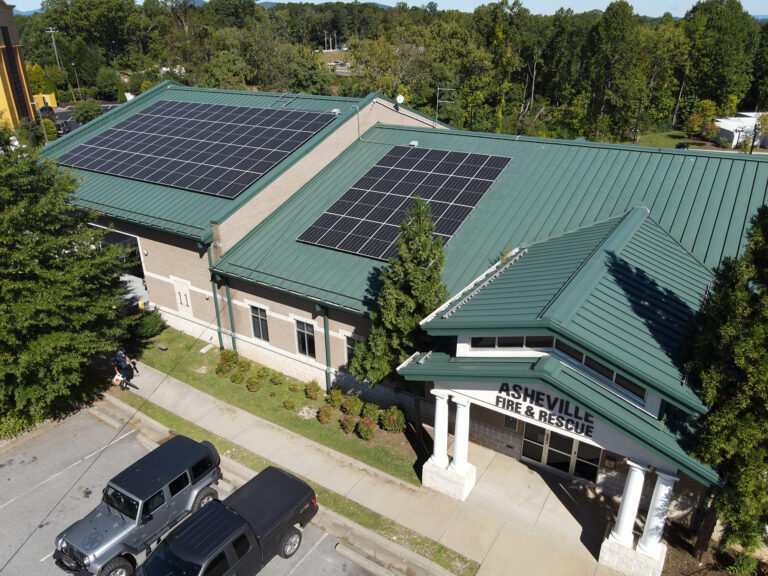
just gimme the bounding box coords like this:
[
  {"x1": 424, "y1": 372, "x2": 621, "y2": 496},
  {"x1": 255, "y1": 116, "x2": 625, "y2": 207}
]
[
  {"x1": 717, "y1": 137, "x2": 731, "y2": 148},
  {"x1": 256, "y1": 366, "x2": 269, "y2": 380},
  {"x1": 230, "y1": 370, "x2": 246, "y2": 385},
  {"x1": 289, "y1": 382, "x2": 300, "y2": 393},
  {"x1": 246, "y1": 374, "x2": 261, "y2": 392},
  {"x1": 270, "y1": 371, "x2": 285, "y2": 386},
  {"x1": 327, "y1": 388, "x2": 344, "y2": 408},
  {"x1": 317, "y1": 404, "x2": 333, "y2": 424},
  {"x1": 356, "y1": 419, "x2": 375, "y2": 440},
  {"x1": 215, "y1": 362, "x2": 230, "y2": 377},
  {"x1": 727, "y1": 553, "x2": 758, "y2": 575},
  {"x1": 340, "y1": 416, "x2": 355, "y2": 434},
  {"x1": 381, "y1": 407, "x2": 406, "y2": 433},
  {"x1": 71, "y1": 98, "x2": 103, "y2": 124},
  {"x1": 220, "y1": 350, "x2": 239, "y2": 369},
  {"x1": 361, "y1": 402, "x2": 379, "y2": 423},
  {"x1": 42, "y1": 118, "x2": 57, "y2": 141},
  {"x1": 235, "y1": 358, "x2": 250, "y2": 373},
  {"x1": 305, "y1": 381, "x2": 322, "y2": 400},
  {"x1": 341, "y1": 395, "x2": 364, "y2": 417},
  {"x1": 131, "y1": 310, "x2": 166, "y2": 339},
  {"x1": 283, "y1": 399, "x2": 297, "y2": 410},
  {"x1": 269, "y1": 389, "x2": 277, "y2": 397}
]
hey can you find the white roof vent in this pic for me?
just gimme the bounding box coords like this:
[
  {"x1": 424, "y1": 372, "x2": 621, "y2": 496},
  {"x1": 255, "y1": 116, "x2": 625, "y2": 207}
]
[
  {"x1": 331, "y1": 108, "x2": 341, "y2": 115},
  {"x1": 408, "y1": 140, "x2": 419, "y2": 147}
]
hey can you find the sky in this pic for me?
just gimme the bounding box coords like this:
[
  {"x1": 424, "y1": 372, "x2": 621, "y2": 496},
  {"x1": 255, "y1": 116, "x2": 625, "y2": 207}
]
[{"x1": 10, "y1": 0, "x2": 767, "y2": 18}]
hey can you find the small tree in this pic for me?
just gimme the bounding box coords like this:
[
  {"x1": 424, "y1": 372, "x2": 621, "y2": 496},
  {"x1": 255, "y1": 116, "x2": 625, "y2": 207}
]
[
  {"x1": 686, "y1": 206, "x2": 768, "y2": 552},
  {"x1": 71, "y1": 99, "x2": 103, "y2": 125},
  {"x1": 349, "y1": 199, "x2": 449, "y2": 428},
  {"x1": 0, "y1": 128, "x2": 127, "y2": 436},
  {"x1": 95, "y1": 66, "x2": 118, "y2": 100}
]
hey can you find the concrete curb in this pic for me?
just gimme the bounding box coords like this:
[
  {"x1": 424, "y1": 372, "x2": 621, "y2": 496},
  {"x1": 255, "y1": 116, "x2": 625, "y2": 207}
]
[{"x1": 90, "y1": 393, "x2": 453, "y2": 576}]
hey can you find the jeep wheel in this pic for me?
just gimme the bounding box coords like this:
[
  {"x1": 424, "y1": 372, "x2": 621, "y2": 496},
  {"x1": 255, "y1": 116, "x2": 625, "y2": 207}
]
[
  {"x1": 191, "y1": 486, "x2": 217, "y2": 512},
  {"x1": 279, "y1": 527, "x2": 302, "y2": 558},
  {"x1": 102, "y1": 556, "x2": 133, "y2": 576}
]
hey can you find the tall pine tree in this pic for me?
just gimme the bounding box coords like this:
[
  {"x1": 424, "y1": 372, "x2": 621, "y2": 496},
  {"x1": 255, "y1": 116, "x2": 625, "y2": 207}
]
[
  {"x1": 0, "y1": 128, "x2": 127, "y2": 436},
  {"x1": 687, "y1": 206, "x2": 768, "y2": 551},
  {"x1": 349, "y1": 198, "x2": 449, "y2": 384}
]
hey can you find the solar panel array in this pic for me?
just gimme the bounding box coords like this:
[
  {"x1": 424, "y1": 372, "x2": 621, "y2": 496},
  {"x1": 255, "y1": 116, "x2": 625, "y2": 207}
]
[
  {"x1": 297, "y1": 145, "x2": 511, "y2": 260},
  {"x1": 57, "y1": 100, "x2": 337, "y2": 199}
]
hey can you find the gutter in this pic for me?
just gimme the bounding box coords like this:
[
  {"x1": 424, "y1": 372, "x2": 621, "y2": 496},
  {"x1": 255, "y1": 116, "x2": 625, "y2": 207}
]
[{"x1": 208, "y1": 245, "x2": 225, "y2": 350}]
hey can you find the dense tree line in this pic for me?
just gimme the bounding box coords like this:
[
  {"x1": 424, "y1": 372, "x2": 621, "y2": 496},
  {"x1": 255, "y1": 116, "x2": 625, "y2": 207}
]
[{"x1": 16, "y1": 0, "x2": 767, "y2": 140}]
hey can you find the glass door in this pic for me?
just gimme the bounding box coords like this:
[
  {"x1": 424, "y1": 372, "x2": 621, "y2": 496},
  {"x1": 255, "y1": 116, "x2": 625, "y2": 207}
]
[{"x1": 521, "y1": 423, "x2": 601, "y2": 482}]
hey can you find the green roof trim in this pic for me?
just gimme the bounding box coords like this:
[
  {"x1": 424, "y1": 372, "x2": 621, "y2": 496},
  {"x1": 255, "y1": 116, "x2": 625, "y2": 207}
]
[
  {"x1": 422, "y1": 209, "x2": 711, "y2": 414},
  {"x1": 42, "y1": 83, "x2": 392, "y2": 242},
  {"x1": 399, "y1": 352, "x2": 719, "y2": 486}
]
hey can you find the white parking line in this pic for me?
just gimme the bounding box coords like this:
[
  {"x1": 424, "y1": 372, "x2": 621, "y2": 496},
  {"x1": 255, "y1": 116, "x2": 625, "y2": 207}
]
[
  {"x1": 286, "y1": 531, "x2": 328, "y2": 575},
  {"x1": 0, "y1": 430, "x2": 136, "y2": 510},
  {"x1": 39, "y1": 551, "x2": 53, "y2": 562},
  {"x1": 84, "y1": 430, "x2": 135, "y2": 460}
]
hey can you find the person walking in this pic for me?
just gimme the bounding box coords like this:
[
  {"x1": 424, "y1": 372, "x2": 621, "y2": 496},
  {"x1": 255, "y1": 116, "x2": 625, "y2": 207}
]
[{"x1": 113, "y1": 346, "x2": 135, "y2": 390}]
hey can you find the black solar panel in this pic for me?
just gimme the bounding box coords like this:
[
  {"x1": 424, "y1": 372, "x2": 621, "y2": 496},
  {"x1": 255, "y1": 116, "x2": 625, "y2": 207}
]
[
  {"x1": 297, "y1": 145, "x2": 511, "y2": 260},
  {"x1": 57, "y1": 100, "x2": 337, "y2": 199}
]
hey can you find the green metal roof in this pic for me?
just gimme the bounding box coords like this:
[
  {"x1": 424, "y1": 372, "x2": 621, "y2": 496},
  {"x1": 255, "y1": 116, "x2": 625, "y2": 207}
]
[
  {"x1": 399, "y1": 352, "x2": 719, "y2": 486},
  {"x1": 213, "y1": 124, "x2": 767, "y2": 313},
  {"x1": 42, "y1": 81, "x2": 383, "y2": 242},
  {"x1": 424, "y1": 207, "x2": 712, "y2": 414}
]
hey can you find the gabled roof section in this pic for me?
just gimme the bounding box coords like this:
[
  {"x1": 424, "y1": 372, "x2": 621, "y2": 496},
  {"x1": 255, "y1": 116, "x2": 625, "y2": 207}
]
[
  {"x1": 422, "y1": 207, "x2": 712, "y2": 414},
  {"x1": 212, "y1": 123, "x2": 767, "y2": 314},
  {"x1": 398, "y1": 352, "x2": 719, "y2": 486},
  {"x1": 42, "y1": 82, "x2": 382, "y2": 242}
]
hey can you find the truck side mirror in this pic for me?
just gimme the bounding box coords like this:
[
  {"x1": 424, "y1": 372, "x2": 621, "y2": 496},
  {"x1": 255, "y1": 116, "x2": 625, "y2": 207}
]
[{"x1": 142, "y1": 513, "x2": 153, "y2": 524}]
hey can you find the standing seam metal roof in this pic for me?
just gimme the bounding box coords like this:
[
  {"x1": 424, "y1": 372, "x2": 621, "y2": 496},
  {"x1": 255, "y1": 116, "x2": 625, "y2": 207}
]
[
  {"x1": 213, "y1": 124, "x2": 766, "y2": 313},
  {"x1": 42, "y1": 81, "x2": 381, "y2": 242}
]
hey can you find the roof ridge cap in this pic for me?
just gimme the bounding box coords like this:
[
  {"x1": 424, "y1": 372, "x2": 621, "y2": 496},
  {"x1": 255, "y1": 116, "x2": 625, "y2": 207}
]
[{"x1": 538, "y1": 206, "x2": 650, "y2": 323}]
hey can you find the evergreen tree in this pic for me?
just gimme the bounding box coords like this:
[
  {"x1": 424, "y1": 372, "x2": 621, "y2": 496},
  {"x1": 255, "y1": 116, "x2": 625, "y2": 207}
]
[
  {"x1": 0, "y1": 128, "x2": 127, "y2": 437},
  {"x1": 686, "y1": 206, "x2": 768, "y2": 551},
  {"x1": 349, "y1": 198, "x2": 449, "y2": 384}
]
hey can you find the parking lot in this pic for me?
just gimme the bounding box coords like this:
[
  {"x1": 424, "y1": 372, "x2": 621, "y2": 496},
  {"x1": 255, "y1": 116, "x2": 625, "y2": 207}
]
[{"x1": 0, "y1": 411, "x2": 370, "y2": 575}]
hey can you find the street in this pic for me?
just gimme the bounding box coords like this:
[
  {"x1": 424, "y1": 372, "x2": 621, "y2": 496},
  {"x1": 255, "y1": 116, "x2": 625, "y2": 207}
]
[{"x1": 0, "y1": 411, "x2": 370, "y2": 575}]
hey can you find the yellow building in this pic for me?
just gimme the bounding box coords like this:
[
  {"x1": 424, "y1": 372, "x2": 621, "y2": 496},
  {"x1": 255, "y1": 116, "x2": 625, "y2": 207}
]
[{"x1": 0, "y1": 0, "x2": 33, "y2": 128}]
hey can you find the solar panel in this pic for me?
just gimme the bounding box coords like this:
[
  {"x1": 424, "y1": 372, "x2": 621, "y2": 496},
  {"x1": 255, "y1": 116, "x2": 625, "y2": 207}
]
[
  {"x1": 57, "y1": 100, "x2": 337, "y2": 199},
  {"x1": 297, "y1": 145, "x2": 511, "y2": 260}
]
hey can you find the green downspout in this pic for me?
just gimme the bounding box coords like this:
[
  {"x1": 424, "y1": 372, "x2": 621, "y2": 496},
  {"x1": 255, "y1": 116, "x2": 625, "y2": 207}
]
[
  {"x1": 224, "y1": 281, "x2": 237, "y2": 352},
  {"x1": 317, "y1": 305, "x2": 332, "y2": 393},
  {"x1": 207, "y1": 246, "x2": 224, "y2": 350}
]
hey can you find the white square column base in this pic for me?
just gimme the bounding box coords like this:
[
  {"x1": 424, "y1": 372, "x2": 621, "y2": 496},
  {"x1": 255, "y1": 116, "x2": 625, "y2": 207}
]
[
  {"x1": 422, "y1": 459, "x2": 477, "y2": 501},
  {"x1": 598, "y1": 523, "x2": 666, "y2": 576}
]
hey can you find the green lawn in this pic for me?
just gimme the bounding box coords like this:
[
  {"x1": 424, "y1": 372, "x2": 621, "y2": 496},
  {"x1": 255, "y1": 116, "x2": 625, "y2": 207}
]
[
  {"x1": 115, "y1": 392, "x2": 479, "y2": 576},
  {"x1": 136, "y1": 328, "x2": 422, "y2": 485},
  {"x1": 637, "y1": 130, "x2": 698, "y2": 149}
]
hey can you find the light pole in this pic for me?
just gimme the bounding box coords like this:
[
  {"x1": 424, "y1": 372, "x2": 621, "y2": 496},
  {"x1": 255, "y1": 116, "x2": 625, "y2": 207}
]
[
  {"x1": 45, "y1": 27, "x2": 62, "y2": 70},
  {"x1": 71, "y1": 62, "x2": 82, "y2": 100}
]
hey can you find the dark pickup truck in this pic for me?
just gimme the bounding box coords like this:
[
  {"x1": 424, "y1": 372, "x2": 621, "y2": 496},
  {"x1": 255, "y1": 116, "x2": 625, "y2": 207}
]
[{"x1": 137, "y1": 466, "x2": 318, "y2": 576}]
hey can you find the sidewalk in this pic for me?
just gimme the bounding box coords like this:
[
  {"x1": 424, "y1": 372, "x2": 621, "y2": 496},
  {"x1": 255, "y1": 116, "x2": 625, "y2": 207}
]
[{"x1": 111, "y1": 361, "x2": 622, "y2": 576}]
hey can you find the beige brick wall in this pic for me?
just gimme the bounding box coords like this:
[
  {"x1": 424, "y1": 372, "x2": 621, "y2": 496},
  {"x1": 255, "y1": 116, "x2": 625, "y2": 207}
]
[{"x1": 215, "y1": 98, "x2": 442, "y2": 254}]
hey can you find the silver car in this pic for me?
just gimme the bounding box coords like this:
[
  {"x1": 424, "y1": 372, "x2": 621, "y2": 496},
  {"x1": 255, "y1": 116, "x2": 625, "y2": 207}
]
[{"x1": 53, "y1": 435, "x2": 222, "y2": 576}]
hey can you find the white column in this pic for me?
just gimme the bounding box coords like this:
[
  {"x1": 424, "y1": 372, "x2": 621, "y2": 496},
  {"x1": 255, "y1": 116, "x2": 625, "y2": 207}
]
[
  {"x1": 449, "y1": 396, "x2": 471, "y2": 475},
  {"x1": 637, "y1": 471, "x2": 679, "y2": 558},
  {"x1": 429, "y1": 390, "x2": 450, "y2": 469},
  {"x1": 609, "y1": 460, "x2": 649, "y2": 548}
]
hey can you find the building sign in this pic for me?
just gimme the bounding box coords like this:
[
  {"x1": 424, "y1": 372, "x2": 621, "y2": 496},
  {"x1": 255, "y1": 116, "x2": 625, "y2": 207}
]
[{"x1": 495, "y1": 383, "x2": 595, "y2": 438}]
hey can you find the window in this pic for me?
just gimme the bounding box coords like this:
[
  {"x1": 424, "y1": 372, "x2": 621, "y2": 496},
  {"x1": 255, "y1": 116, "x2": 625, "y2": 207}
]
[
  {"x1": 232, "y1": 534, "x2": 251, "y2": 559},
  {"x1": 555, "y1": 339, "x2": 583, "y2": 362},
  {"x1": 144, "y1": 490, "x2": 165, "y2": 515},
  {"x1": 503, "y1": 415, "x2": 518, "y2": 431},
  {"x1": 203, "y1": 552, "x2": 229, "y2": 576},
  {"x1": 614, "y1": 374, "x2": 647, "y2": 400},
  {"x1": 250, "y1": 306, "x2": 269, "y2": 342},
  {"x1": 525, "y1": 335, "x2": 554, "y2": 348},
  {"x1": 191, "y1": 455, "x2": 213, "y2": 482},
  {"x1": 470, "y1": 336, "x2": 496, "y2": 348},
  {"x1": 296, "y1": 321, "x2": 315, "y2": 358},
  {"x1": 345, "y1": 337, "x2": 357, "y2": 370},
  {"x1": 584, "y1": 356, "x2": 614, "y2": 380},
  {"x1": 498, "y1": 336, "x2": 525, "y2": 347},
  {"x1": 169, "y1": 472, "x2": 189, "y2": 496}
]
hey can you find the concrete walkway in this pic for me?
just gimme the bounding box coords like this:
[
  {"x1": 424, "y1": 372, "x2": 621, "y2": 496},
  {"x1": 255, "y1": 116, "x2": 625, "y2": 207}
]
[{"x1": 120, "y1": 360, "x2": 623, "y2": 576}]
